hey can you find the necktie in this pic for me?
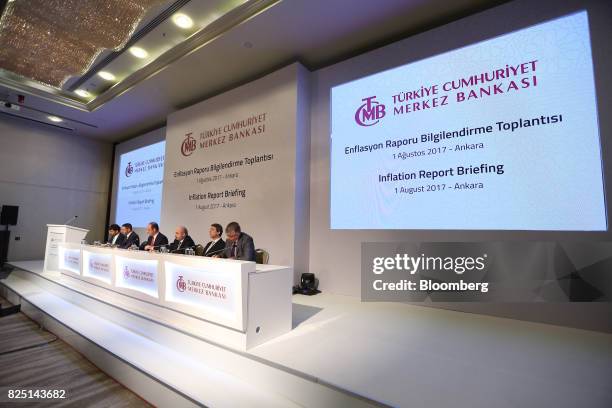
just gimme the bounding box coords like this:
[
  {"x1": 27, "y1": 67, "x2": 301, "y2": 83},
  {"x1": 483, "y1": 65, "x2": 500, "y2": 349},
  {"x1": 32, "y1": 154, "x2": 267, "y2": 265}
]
[{"x1": 232, "y1": 242, "x2": 237, "y2": 258}]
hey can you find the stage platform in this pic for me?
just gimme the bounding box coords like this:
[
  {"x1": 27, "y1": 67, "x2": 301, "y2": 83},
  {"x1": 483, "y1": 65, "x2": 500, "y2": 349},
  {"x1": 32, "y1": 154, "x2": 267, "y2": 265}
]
[{"x1": 2, "y1": 260, "x2": 612, "y2": 407}]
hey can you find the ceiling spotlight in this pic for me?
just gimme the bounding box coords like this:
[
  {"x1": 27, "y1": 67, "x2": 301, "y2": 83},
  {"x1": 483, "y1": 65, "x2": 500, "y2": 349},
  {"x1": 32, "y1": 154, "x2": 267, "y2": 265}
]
[
  {"x1": 172, "y1": 13, "x2": 194, "y2": 29},
  {"x1": 48, "y1": 116, "x2": 63, "y2": 123},
  {"x1": 98, "y1": 71, "x2": 116, "y2": 81},
  {"x1": 75, "y1": 89, "x2": 91, "y2": 98},
  {"x1": 129, "y1": 46, "x2": 148, "y2": 59}
]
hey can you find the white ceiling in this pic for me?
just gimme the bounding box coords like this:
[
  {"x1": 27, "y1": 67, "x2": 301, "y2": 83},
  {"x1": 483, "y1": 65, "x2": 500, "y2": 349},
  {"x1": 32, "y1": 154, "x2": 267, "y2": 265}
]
[{"x1": 0, "y1": 0, "x2": 506, "y2": 142}]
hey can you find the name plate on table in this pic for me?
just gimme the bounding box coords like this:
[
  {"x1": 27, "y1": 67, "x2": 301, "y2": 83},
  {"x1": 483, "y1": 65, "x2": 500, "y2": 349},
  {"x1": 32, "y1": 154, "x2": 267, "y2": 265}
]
[
  {"x1": 82, "y1": 250, "x2": 113, "y2": 284},
  {"x1": 165, "y1": 261, "x2": 238, "y2": 319},
  {"x1": 58, "y1": 247, "x2": 80, "y2": 274},
  {"x1": 115, "y1": 256, "x2": 159, "y2": 299}
]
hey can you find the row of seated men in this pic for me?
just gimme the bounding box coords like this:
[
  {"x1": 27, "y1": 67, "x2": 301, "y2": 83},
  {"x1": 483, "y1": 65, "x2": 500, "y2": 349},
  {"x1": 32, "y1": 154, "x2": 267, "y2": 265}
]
[{"x1": 106, "y1": 221, "x2": 255, "y2": 261}]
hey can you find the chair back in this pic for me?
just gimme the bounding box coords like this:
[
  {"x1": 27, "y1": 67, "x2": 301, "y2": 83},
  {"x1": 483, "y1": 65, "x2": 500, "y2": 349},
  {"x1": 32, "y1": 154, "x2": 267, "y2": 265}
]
[{"x1": 255, "y1": 248, "x2": 270, "y2": 264}]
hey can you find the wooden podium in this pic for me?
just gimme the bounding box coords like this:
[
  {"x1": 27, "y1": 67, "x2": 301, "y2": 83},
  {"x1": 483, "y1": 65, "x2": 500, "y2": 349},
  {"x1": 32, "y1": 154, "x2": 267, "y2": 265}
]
[{"x1": 43, "y1": 224, "x2": 89, "y2": 273}]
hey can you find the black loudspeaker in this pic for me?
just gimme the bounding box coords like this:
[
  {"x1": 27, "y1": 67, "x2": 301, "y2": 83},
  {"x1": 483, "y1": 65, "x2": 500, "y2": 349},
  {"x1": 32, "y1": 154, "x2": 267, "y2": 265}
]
[
  {"x1": 1, "y1": 205, "x2": 18, "y2": 225},
  {"x1": 0, "y1": 230, "x2": 9, "y2": 267}
]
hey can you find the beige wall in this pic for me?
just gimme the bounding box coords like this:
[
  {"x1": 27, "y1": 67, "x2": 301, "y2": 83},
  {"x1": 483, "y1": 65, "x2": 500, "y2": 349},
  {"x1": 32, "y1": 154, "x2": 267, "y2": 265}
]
[
  {"x1": 161, "y1": 63, "x2": 310, "y2": 277},
  {"x1": 0, "y1": 116, "x2": 113, "y2": 260}
]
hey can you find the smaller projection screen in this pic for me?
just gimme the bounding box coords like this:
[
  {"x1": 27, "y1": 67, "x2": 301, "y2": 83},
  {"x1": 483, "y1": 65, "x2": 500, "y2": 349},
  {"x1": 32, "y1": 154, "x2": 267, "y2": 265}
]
[{"x1": 115, "y1": 141, "x2": 165, "y2": 228}]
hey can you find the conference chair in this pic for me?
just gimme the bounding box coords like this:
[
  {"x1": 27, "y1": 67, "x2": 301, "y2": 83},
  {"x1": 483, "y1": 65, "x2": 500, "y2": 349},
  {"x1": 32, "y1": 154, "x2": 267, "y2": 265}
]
[
  {"x1": 194, "y1": 244, "x2": 205, "y2": 257},
  {"x1": 255, "y1": 248, "x2": 269, "y2": 264}
]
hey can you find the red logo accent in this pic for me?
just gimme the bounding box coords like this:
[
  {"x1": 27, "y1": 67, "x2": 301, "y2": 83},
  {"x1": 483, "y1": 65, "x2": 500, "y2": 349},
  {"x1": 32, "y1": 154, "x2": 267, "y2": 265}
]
[
  {"x1": 355, "y1": 96, "x2": 386, "y2": 127},
  {"x1": 176, "y1": 275, "x2": 186, "y2": 292},
  {"x1": 181, "y1": 133, "x2": 196, "y2": 156},
  {"x1": 125, "y1": 161, "x2": 134, "y2": 177}
]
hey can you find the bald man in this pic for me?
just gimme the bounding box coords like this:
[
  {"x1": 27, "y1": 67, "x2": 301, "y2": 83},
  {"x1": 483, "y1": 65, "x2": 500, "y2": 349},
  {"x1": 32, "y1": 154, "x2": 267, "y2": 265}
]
[{"x1": 168, "y1": 226, "x2": 196, "y2": 254}]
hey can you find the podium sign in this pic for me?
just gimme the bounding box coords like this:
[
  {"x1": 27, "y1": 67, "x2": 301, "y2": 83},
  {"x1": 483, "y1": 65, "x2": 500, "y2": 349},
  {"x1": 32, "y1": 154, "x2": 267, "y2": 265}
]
[
  {"x1": 115, "y1": 256, "x2": 159, "y2": 299},
  {"x1": 165, "y1": 261, "x2": 238, "y2": 318},
  {"x1": 82, "y1": 250, "x2": 113, "y2": 284}
]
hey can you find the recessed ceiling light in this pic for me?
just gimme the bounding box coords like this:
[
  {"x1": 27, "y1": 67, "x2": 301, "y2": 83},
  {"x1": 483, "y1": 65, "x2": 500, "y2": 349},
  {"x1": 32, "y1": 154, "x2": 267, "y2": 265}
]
[
  {"x1": 172, "y1": 13, "x2": 194, "y2": 29},
  {"x1": 129, "y1": 46, "x2": 148, "y2": 59},
  {"x1": 75, "y1": 89, "x2": 91, "y2": 98},
  {"x1": 98, "y1": 71, "x2": 116, "y2": 81},
  {"x1": 48, "y1": 116, "x2": 63, "y2": 123}
]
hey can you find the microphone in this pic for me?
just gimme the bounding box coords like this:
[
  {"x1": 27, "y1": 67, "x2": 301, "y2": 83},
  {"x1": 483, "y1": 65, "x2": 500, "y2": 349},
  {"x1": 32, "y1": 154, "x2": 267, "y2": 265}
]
[
  {"x1": 64, "y1": 215, "x2": 78, "y2": 225},
  {"x1": 148, "y1": 245, "x2": 194, "y2": 254},
  {"x1": 204, "y1": 247, "x2": 226, "y2": 256},
  {"x1": 145, "y1": 244, "x2": 168, "y2": 250},
  {"x1": 170, "y1": 246, "x2": 192, "y2": 253}
]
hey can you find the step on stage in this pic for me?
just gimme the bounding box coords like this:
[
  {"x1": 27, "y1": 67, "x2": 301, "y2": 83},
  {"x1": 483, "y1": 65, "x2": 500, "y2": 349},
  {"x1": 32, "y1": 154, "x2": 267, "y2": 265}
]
[{"x1": 2, "y1": 261, "x2": 611, "y2": 408}]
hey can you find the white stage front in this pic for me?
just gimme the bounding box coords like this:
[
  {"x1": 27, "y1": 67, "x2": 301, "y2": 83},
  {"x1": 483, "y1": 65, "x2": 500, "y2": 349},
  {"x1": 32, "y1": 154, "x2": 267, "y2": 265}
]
[
  {"x1": 55, "y1": 242, "x2": 292, "y2": 350},
  {"x1": 2, "y1": 260, "x2": 611, "y2": 408}
]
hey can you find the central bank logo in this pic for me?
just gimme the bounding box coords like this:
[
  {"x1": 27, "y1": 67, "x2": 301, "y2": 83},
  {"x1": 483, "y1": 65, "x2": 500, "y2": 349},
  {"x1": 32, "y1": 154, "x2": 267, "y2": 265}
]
[
  {"x1": 176, "y1": 275, "x2": 186, "y2": 292},
  {"x1": 125, "y1": 161, "x2": 134, "y2": 177},
  {"x1": 355, "y1": 96, "x2": 386, "y2": 127},
  {"x1": 181, "y1": 132, "x2": 196, "y2": 156}
]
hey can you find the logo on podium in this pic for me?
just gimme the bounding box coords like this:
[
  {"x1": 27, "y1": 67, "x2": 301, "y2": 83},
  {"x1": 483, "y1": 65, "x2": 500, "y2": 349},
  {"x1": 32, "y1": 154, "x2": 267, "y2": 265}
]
[
  {"x1": 123, "y1": 265, "x2": 130, "y2": 279},
  {"x1": 176, "y1": 275, "x2": 186, "y2": 292}
]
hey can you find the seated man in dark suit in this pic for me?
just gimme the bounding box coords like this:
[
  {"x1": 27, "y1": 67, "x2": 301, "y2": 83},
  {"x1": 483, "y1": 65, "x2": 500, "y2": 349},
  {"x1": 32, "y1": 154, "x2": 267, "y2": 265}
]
[
  {"x1": 140, "y1": 222, "x2": 169, "y2": 251},
  {"x1": 201, "y1": 223, "x2": 225, "y2": 257},
  {"x1": 168, "y1": 225, "x2": 195, "y2": 254},
  {"x1": 215, "y1": 221, "x2": 255, "y2": 261},
  {"x1": 120, "y1": 223, "x2": 140, "y2": 249},
  {"x1": 106, "y1": 224, "x2": 125, "y2": 247}
]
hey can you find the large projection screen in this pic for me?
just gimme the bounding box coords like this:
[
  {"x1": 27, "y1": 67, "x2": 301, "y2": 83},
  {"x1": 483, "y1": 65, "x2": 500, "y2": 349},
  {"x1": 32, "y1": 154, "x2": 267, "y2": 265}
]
[{"x1": 330, "y1": 11, "x2": 606, "y2": 231}]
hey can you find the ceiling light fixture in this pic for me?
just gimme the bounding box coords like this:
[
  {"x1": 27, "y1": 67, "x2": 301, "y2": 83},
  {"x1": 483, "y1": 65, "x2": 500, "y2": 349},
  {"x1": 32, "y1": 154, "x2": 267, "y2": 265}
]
[
  {"x1": 172, "y1": 13, "x2": 194, "y2": 29},
  {"x1": 0, "y1": 0, "x2": 162, "y2": 88},
  {"x1": 48, "y1": 116, "x2": 63, "y2": 123},
  {"x1": 129, "y1": 46, "x2": 148, "y2": 59},
  {"x1": 75, "y1": 89, "x2": 91, "y2": 98},
  {"x1": 98, "y1": 71, "x2": 116, "y2": 81}
]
